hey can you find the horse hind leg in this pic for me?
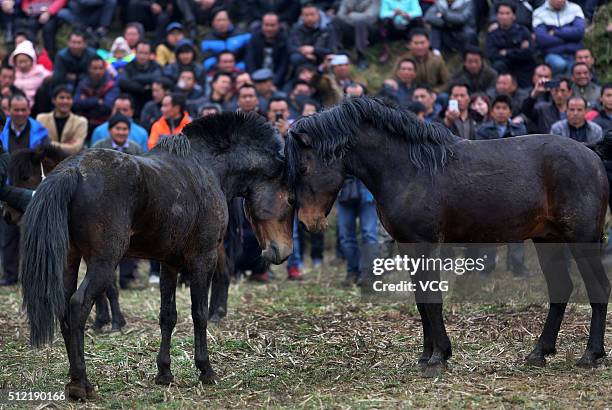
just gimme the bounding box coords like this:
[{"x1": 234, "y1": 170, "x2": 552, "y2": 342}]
[
  {"x1": 61, "y1": 248, "x2": 81, "y2": 364},
  {"x1": 107, "y1": 280, "x2": 126, "y2": 331},
  {"x1": 155, "y1": 263, "x2": 179, "y2": 385},
  {"x1": 92, "y1": 295, "x2": 110, "y2": 332},
  {"x1": 209, "y1": 245, "x2": 230, "y2": 324},
  {"x1": 526, "y1": 241, "x2": 573, "y2": 367}
]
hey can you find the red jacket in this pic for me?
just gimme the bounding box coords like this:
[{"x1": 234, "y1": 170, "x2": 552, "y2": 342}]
[{"x1": 20, "y1": 0, "x2": 67, "y2": 16}]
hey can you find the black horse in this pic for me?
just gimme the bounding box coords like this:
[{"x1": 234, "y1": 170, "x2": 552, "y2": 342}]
[
  {"x1": 286, "y1": 97, "x2": 610, "y2": 374},
  {"x1": 20, "y1": 112, "x2": 294, "y2": 400}
]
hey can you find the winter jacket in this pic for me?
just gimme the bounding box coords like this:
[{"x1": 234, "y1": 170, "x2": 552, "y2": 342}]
[
  {"x1": 571, "y1": 82, "x2": 601, "y2": 108},
  {"x1": 289, "y1": 20, "x2": 338, "y2": 61},
  {"x1": 551, "y1": 119, "x2": 602, "y2": 143},
  {"x1": 399, "y1": 51, "x2": 449, "y2": 93},
  {"x1": 450, "y1": 64, "x2": 497, "y2": 94},
  {"x1": 533, "y1": 0, "x2": 585, "y2": 56},
  {"x1": 245, "y1": 27, "x2": 290, "y2": 87},
  {"x1": 0, "y1": 117, "x2": 49, "y2": 151},
  {"x1": 119, "y1": 60, "x2": 162, "y2": 95},
  {"x1": 591, "y1": 110, "x2": 612, "y2": 133},
  {"x1": 148, "y1": 112, "x2": 191, "y2": 150},
  {"x1": 521, "y1": 96, "x2": 563, "y2": 134},
  {"x1": 91, "y1": 120, "x2": 149, "y2": 152},
  {"x1": 337, "y1": 0, "x2": 380, "y2": 24},
  {"x1": 486, "y1": 22, "x2": 536, "y2": 64},
  {"x1": 53, "y1": 46, "x2": 98, "y2": 84},
  {"x1": 425, "y1": 0, "x2": 474, "y2": 28},
  {"x1": 155, "y1": 43, "x2": 175, "y2": 66},
  {"x1": 20, "y1": 0, "x2": 67, "y2": 15},
  {"x1": 73, "y1": 72, "x2": 119, "y2": 127},
  {"x1": 475, "y1": 120, "x2": 527, "y2": 140},
  {"x1": 379, "y1": 0, "x2": 423, "y2": 25},
  {"x1": 9, "y1": 41, "x2": 51, "y2": 105},
  {"x1": 140, "y1": 101, "x2": 162, "y2": 132},
  {"x1": 92, "y1": 138, "x2": 144, "y2": 155},
  {"x1": 200, "y1": 27, "x2": 252, "y2": 71},
  {"x1": 162, "y1": 62, "x2": 207, "y2": 87}
]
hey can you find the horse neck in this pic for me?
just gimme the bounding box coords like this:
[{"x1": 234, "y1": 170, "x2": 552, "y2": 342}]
[{"x1": 203, "y1": 150, "x2": 268, "y2": 200}]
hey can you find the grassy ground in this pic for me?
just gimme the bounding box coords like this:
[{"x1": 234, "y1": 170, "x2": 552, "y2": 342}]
[{"x1": 0, "y1": 256, "x2": 611, "y2": 409}]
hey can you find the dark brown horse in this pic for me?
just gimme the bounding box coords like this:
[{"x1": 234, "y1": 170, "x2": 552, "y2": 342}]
[
  {"x1": 286, "y1": 97, "x2": 610, "y2": 374},
  {"x1": 20, "y1": 112, "x2": 294, "y2": 400}
]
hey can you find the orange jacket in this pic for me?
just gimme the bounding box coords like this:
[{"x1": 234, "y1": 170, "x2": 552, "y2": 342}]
[{"x1": 148, "y1": 112, "x2": 191, "y2": 150}]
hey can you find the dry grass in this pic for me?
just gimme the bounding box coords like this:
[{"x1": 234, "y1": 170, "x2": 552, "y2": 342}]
[{"x1": 0, "y1": 258, "x2": 611, "y2": 409}]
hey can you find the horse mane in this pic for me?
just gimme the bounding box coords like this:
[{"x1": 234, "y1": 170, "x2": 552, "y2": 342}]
[
  {"x1": 153, "y1": 112, "x2": 281, "y2": 157},
  {"x1": 9, "y1": 144, "x2": 71, "y2": 182},
  {"x1": 287, "y1": 97, "x2": 458, "y2": 184}
]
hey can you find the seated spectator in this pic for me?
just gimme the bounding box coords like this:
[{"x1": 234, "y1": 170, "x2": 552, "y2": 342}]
[
  {"x1": 36, "y1": 84, "x2": 87, "y2": 154},
  {"x1": 173, "y1": 0, "x2": 229, "y2": 35},
  {"x1": 119, "y1": 41, "x2": 162, "y2": 115},
  {"x1": 201, "y1": 8, "x2": 251, "y2": 71},
  {"x1": 288, "y1": 80, "x2": 314, "y2": 117},
  {"x1": 201, "y1": 72, "x2": 233, "y2": 113},
  {"x1": 252, "y1": 68, "x2": 277, "y2": 109},
  {"x1": 489, "y1": 73, "x2": 527, "y2": 117},
  {"x1": 177, "y1": 68, "x2": 206, "y2": 116},
  {"x1": 124, "y1": 1, "x2": 170, "y2": 42},
  {"x1": 380, "y1": 57, "x2": 417, "y2": 107},
  {"x1": 300, "y1": 98, "x2": 320, "y2": 116},
  {"x1": 91, "y1": 94, "x2": 149, "y2": 152},
  {"x1": 574, "y1": 48, "x2": 597, "y2": 83},
  {"x1": 236, "y1": 84, "x2": 264, "y2": 116},
  {"x1": 476, "y1": 94, "x2": 527, "y2": 139},
  {"x1": 485, "y1": 1, "x2": 536, "y2": 89},
  {"x1": 245, "y1": 12, "x2": 290, "y2": 88},
  {"x1": 570, "y1": 62, "x2": 601, "y2": 108},
  {"x1": 98, "y1": 36, "x2": 134, "y2": 77},
  {"x1": 439, "y1": 83, "x2": 477, "y2": 139},
  {"x1": 551, "y1": 96, "x2": 602, "y2": 143},
  {"x1": 200, "y1": 102, "x2": 222, "y2": 117},
  {"x1": 92, "y1": 113, "x2": 143, "y2": 155},
  {"x1": 267, "y1": 96, "x2": 293, "y2": 135},
  {"x1": 487, "y1": 0, "x2": 537, "y2": 29},
  {"x1": 124, "y1": 22, "x2": 144, "y2": 50},
  {"x1": 412, "y1": 85, "x2": 440, "y2": 122},
  {"x1": 289, "y1": 3, "x2": 338, "y2": 67},
  {"x1": 148, "y1": 93, "x2": 191, "y2": 149},
  {"x1": 282, "y1": 63, "x2": 317, "y2": 94},
  {"x1": 523, "y1": 77, "x2": 573, "y2": 134},
  {"x1": 206, "y1": 51, "x2": 243, "y2": 83},
  {"x1": 451, "y1": 46, "x2": 497, "y2": 95},
  {"x1": 163, "y1": 39, "x2": 206, "y2": 87},
  {"x1": 156, "y1": 22, "x2": 185, "y2": 67},
  {"x1": 0, "y1": 65, "x2": 18, "y2": 97},
  {"x1": 4, "y1": 30, "x2": 53, "y2": 71},
  {"x1": 469, "y1": 92, "x2": 491, "y2": 125},
  {"x1": 533, "y1": 0, "x2": 585, "y2": 75},
  {"x1": 332, "y1": 0, "x2": 380, "y2": 70},
  {"x1": 378, "y1": 0, "x2": 423, "y2": 63},
  {"x1": 56, "y1": 0, "x2": 116, "y2": 39},
  {"x1": 588, "y1": 84, "x2": 612, "y2": 133},
  {"x1": 74, "y1": 56, "x2": 119, "y2": 131},
  {"x1": 8, "y1": 40, "x2": 50, "y2": 106},
  {"x1": 424, "y1": 0, "x2": 478, "y2": 53},
  {"x1": 400, "y1": 29, "x2": 449, "y2": 94},
  {"x1": 141, "y1": 77, "x2": 173, "y2": 131},
  {"x1": 53, "y1": 30, "x2": 97, "y2": 88},
  {"x1": 527, "y1": 64, "x2": 554, "y2": 104},
  {"x1": 0, "y1": 0, "x2": 63, "y2": 56}
]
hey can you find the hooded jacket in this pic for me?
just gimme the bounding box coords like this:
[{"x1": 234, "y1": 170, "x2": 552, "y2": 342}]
[
  {"x1": 533, "y1": 0, "x2": 585, "y2": 55},
  {"x1": 9, "y1": 41, "x2": 51, "y2": 105}
]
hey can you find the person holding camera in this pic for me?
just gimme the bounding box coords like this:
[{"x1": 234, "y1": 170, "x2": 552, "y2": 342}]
[{"x1": 522, "y1": 77, "x2": 573, "y2": 134}]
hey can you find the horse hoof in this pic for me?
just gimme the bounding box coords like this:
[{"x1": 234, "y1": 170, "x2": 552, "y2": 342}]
[
  {"x1": 199, "y1": 369, "x2": 218, "y2": 385},
  {"x1": 576, "y1": 352, "x2": 605, "y2": 368},
  {"x1": 208, "y1": 313, "x2": 223, "y2": 325},
  {"x1": 65, "y1": 381, "x2": 87, "y2": 401},
  {"x1": 525, "y1": 353, "x2": 546, "y2": 367},
  {"x1": 111, "y1": 322, "x2": 126, "y2": 332},
  {"x1": 417, "y1": 356, "x2": 430, "y2": 371},
  {"x1": 155, "y1": 373, "x2": 175, "y2": 385},
  {"x1": 86, "y1": 383, "x2": 98, "y2": 400},
  {"x1": 421, "y1": 361, "x2": 447, "y2": 378}
]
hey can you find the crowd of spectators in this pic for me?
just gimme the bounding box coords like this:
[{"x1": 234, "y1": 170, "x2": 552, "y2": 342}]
[{"x1": 0, "y1": 0, "x2": 609, "y2": 286}]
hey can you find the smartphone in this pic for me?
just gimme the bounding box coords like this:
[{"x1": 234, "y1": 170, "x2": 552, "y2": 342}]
[
  {"x1": 275, "y1": 111, "x2": 283, "y2": 122},
  {"x1": 544, "y1": 80, "x2": 560, "y2": 90},
  {"x1": 448, "y1": 100, "x2": 459, "y2": 112}
]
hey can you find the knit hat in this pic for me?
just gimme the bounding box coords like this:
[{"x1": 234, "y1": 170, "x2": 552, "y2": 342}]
[
  {"x1": 109, "y1": 113, "x2": 132, "y2": 129},
  {"x1": 110, "y1": 37, "x2": 132, "y2": 57},
  {"x1": 9, "y1": 40, "x2": 37, "y2": 66}
]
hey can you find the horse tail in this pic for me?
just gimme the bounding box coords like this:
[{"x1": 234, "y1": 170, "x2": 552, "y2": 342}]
[{"x1": 20, "y1": 167, "x2": 80, "y2": 347}]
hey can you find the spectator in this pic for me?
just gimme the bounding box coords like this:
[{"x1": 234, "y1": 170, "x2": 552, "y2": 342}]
[
  {"x1": 5, "y1": 29, "x2": 53, "y2": 71},
  {"x1": 570, "y1": 62, "x2": 601, "y2": 108},
  {"x1": 200, "y1": 102, "x2": 222, "y2": 117},
  {"x1": 551, "y1": 96, "x2": 602, "y2": 143},
  {"x1": 523, "y1": 77, "x2": 573, "y2": 134},
  {"x1": 156, "y1": 22, "x2": 185, "y2": 67},
  {"x1": 1, "y1": 95, "x2": 9, "y2": 116},
  {"x1": 124, "y1": 1, "x2": 170, "y2": 42},
  {"x1": 485, "y1": 1, "x2": 536, "y2": 89},
  {"x1": 400, "y1": 29, "x2": 449, "y2": 94},
  {"x1": 440, "y1": 83, "x2": 477, "y2": 139},
  {"x1": 148, "y1": 93, "x2": 191, "y2": 149},
  {"x1": 140, "y1": 77, "x2": 173, "y2": 131},
  {"x1": 267, "y1": 95, "x2": 292, "y2": 135},
  {"x1": 0, "y1": 0, "x2": 64, "y2": 56},
  {"x1": 378, "y1": 0, "x2": 423, "y2": 63},
  {"x1": 177, "y1": 68, "x2": 206, "y2": 116},
  {"x1": 53, "y1": 30, "x2": 97, "y2": 88},
  {"x1": 486, "y1": 0, "x2": 538, "y2": 29},
  {"x1": 201, "y1": 8, "x2": 252, "y2": 71},
  {"x1": 8, "y1": 40, "x2": 51, "y2": 106},
  {"x1": 252, "y1": 68, "x2": 277, "y2": 110},
  {"x1": 206, "y1": 51, "x2": 243, "y2": 82},
  {"x1": 73, "y1": 55, "x2": 119, "y2": 131},
  {"x1": 424, "y1": 0, "x2": 478, "y2": 53},
  {"x1": 289, "y1": 3, "x2": 338, "y2": 67},
  {"x1": 233, "y1": 72, "x2": 253, "y2": 90},
  {"x1": 380, "y1": 58, "x2": 417, "y2": 107},
  {"x1": 574, "y1": 48, "x2": 597, "y2": 82},
  {"x1": 201, "y1": 72, "x2": 233, "y2": 112},
  {"x1": 588, "y1": 84, "x2": 612, "y2": 133},
  {"x1": 124, "y1": 22, "x2": 144, "y2": 50},
  {"x1": 245, "y1": 12, "x2": 290, "y2": 88},
  {"x1": 119, "y1": 41, "x2": 162, "y2": 115},
  {"x1": 533, "y1": 0, "x2": 586, "y2": 75},
  {"x1": 412, "y1": 85, "x2": 440, "y2": 122},
  {"x1": 489, "y1": 73, "x2": 527, "y2": 117},
  {"x1": 282, "y1": 63, "x2": 317, "y2": 94},
  {"x1": 333, "y1": 0, "x2": 380, "y2": 70},
  {"x1": 99, "y1": 36, "x2": 134, "y2": 77},
  {"x1": 0, "y1": 93, "x2": 48, "y2": 286},
  {"x1": 451, "y1": 46, "x2": 497, "y2": 95},
  {"x1": 288, "y1": 80, "x2": 314, "y2": 117},
  {"x1": 162, "y1": 39, "x2": 207, "y2": 87},
  {"x1": 0, "y1": 65, "x2": 19, "y2": 97},
  {"x1": 236, "y1": 84, "x2": 263, "y2": 115},
  {"x1": 36, "y1": 84, "x2": 87, "y2": 154},
  {"x1": 476, "y1": 94, "x2": 527, "y2": 139},
  {"x1": 469, "y1": 92, "x2": 491, "y2": 125},
  {"x1": 56, "y1": 0, "x2": 117, "y2": 39},
  {"x1": 527, "y1": 63, "x2": 554, "y2": 104},
  {"x1": 300, "y1": 98, "x2": 320, "y2": 116},
  {"x1": 92, "y1": 113, "x2": 143, "y2": 154},
  {"x1": 91, "y1": 94, "x2": 149, "y2": 152}
]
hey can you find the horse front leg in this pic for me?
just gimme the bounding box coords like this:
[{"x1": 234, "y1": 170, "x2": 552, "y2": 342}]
[{"x1": 155, "y1": 263, "x2": 179, "y2": 385}]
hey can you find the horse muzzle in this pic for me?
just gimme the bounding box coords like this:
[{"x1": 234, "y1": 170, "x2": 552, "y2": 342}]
[{"x1": 261, "y1": 240, "x2": 291, "y2": 265}]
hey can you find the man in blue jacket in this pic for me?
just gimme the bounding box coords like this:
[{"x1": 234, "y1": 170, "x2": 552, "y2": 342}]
[{"x1": 200, "y1": 8, "x2": 251, "y2": 71}]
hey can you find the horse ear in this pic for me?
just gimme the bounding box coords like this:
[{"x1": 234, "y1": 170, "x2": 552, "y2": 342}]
[{"x1": 295, "y1": 132, "x2": 312, "y2": 147}]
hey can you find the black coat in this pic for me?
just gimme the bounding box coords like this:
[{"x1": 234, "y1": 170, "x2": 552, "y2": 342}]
[
  {"x1": 522, "y1": 95, "x2": 562, "y2": 134},
  {"x1": 485, "y1": 23, "x2": 535, "y2": 65},
  {"x1": 245, "y1": 28, "x2": 290, "y2": 87},
  {"x1": 289, "y1": 22, "x2": 337, "y2": 61}
]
